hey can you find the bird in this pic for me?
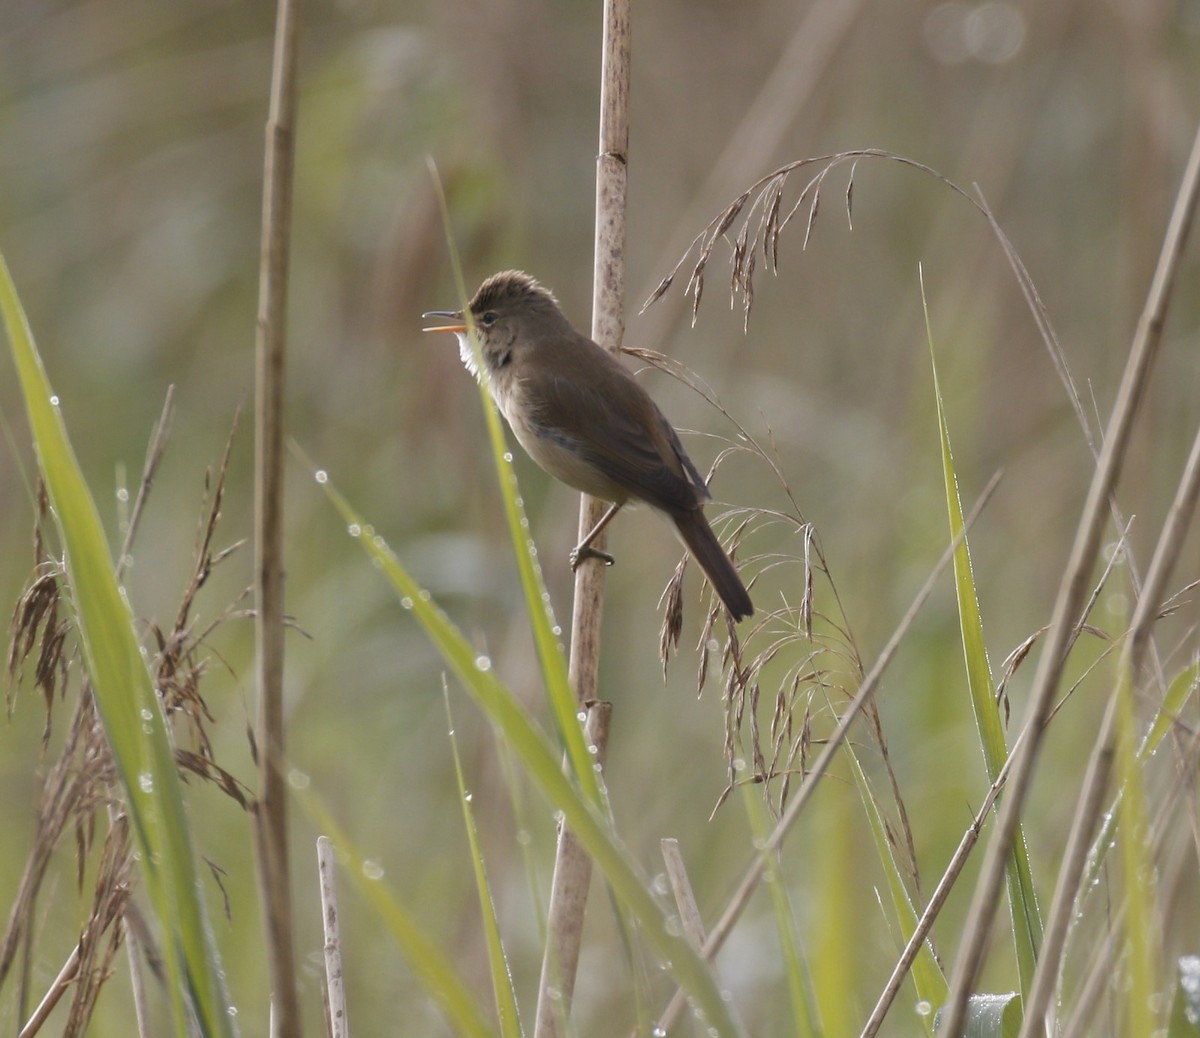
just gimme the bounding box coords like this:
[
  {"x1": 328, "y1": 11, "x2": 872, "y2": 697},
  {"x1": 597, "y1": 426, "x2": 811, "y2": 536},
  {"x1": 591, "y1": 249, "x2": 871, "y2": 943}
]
[{"x1": 423, "y1": 270, "x2": 753, "y2": 621}]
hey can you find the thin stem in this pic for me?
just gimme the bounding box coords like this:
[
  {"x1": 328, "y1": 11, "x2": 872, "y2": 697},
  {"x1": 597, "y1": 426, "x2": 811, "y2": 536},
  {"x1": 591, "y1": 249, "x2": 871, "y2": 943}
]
[
  {"x1": 533, "y1": 705, "x2": 614, "y2": 1038},
  {"x1": 253, "y1": 0, "x2": 302, "y2": 1034},
  {"x1": 318, "y1": 837, "x2": 349, "y2": 1038},
  {"x1": 1018, "y1": 146, "x2": 1200, "y2": 1031},
  {"x1": 533, "y1": 1, "x2": 631, "y2": 1033}
]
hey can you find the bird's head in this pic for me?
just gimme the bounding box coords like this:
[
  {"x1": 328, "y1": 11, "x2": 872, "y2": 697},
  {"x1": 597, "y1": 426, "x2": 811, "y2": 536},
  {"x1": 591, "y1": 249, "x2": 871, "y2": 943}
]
[{"x1": 423, "y1": 270, "x2": 569, "y2": 379}]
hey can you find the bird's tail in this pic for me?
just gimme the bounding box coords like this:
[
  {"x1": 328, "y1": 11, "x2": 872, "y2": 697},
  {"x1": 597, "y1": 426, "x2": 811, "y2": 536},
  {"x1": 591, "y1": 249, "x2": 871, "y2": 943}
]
[{"x1": 672, "y1": 510, "x2": 754, "y2": 621}]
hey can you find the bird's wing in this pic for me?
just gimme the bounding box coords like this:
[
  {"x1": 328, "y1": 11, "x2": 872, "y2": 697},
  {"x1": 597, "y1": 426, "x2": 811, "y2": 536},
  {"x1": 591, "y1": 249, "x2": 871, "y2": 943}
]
[{"x1": 526, "y1": 361, "x2": 708, "y2": 514}]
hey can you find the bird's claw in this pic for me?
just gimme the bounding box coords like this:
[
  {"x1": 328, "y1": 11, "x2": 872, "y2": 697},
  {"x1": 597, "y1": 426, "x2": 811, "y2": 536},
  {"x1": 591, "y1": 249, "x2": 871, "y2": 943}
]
[{"x1": 570, "y1": 545, "x2": 615, "y2": 571}]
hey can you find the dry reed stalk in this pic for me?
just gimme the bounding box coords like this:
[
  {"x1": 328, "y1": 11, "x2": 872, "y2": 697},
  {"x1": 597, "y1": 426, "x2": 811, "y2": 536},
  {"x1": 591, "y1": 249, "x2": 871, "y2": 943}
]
[
  {"x1": 317, "y1": 837, "x2": 349, "y2": 1038},
  {"x1": 939, "y1": 118, "x2": 1200, "y2": 1038},
  {"x1": 661, "y1": 839, "x2": 707, "y2": 950},
  {"x1": 532, "y1": 1, "x2": 631, "y2": 1034},
  {"x1": 533, "y1": 704, "x2": 613, "y2": 1038},
  {"x1": 252, "y1": 0, "x2": 302, "y2": 1033},
  {"x1": 1017, "y1": 132, "x2": 1200, "y2": 1032}
]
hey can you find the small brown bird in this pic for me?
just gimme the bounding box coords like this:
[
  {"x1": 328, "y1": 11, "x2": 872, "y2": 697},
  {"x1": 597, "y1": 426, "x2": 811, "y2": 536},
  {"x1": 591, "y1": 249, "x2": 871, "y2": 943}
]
[{"x1": 423, "y1": 270, "x2": 753, "y2": 621}]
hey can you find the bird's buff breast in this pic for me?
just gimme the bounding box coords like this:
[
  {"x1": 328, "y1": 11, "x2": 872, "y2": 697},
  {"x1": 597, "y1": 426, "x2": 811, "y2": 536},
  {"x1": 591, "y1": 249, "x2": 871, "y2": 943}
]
[
  {"x1": 495, "y1": 375, "x2": 629, "y2": 505},
  {"x1": 455, "y1": 330, "x2": 629, "y2": 504}
]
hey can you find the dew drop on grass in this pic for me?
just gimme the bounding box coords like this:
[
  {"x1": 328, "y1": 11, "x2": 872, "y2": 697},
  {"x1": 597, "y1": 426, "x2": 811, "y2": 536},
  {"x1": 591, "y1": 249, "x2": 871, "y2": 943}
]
[
  {"x1": 348, "y1": 523, "x2": 361, "y2": 538},
  {"x1": 400, "y1": 596, "x2": 413, "y2": 610},
  {"x1": 288, "y1": 769, "x2": 311, "y2": 790},
  {"x1": 915, "y1": 1000, "x2": 932, "y2": 1017},
  {"x1": 503, "y1": 452, "x2": 513, "y2": 463},
  {"x1": 362, "y1": 860, "x2": 384, "y2": 881},
  {"x1": 138, "y1": 772, "x2": 154, "y2": 794},
  {"x1": 464, "y1": 792, "x2": 473, "y2": 803},
  {"x1": 116, "y1": 487, "x2": 129, "y2": 502},
  {"x1": 475, "y1": 655, "x2": 492, "y2": 672},
  {"x1": 49, "y1": 394, "x2": 59, "y2": 407}
]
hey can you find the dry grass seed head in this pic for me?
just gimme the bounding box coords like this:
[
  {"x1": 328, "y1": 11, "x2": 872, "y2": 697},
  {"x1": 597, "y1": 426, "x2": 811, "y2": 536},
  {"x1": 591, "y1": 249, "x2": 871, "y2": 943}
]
[
  {"x1": 692, "y1": 585, "x2": 717, "y2": 693},
  {"x1": 7, "y1": 565, "x2": 71, "y2": 738},
  {"x1": 644, "y1": 149, "x2": 983, "y2": 327},
  {"x1": 658, "y1": 557, "x2": 687, "y2": 676},
  {"x1": 63, "y1": 814, "x2": 133, "y2": 1035}
]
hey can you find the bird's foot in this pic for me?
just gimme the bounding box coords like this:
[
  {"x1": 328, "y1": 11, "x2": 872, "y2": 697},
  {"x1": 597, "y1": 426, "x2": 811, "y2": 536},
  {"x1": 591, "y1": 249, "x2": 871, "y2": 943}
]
[{"x1": 569, "y1": 545, "x2": 615, "y2": 571}]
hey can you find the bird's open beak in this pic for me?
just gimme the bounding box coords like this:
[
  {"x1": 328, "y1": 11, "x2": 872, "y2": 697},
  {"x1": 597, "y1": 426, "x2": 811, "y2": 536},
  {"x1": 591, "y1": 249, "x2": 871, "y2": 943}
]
[{"x1": 421, "y1": 309, "x2": 467, "y2": 334}]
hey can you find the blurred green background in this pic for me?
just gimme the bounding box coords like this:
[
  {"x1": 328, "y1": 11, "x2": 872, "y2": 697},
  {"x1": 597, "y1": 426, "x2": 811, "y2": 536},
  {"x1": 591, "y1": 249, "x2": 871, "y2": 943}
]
[{"x1": 2, "y1": 0, "x2": 1199, "y2": 1034}]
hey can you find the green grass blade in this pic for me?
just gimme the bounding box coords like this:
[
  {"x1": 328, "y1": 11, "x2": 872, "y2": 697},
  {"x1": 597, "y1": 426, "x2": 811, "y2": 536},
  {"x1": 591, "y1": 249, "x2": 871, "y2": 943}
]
[
  {"x1": 741, "y1": 788, "x2": 821, "y2": 1038},
  {"x1": 924, "y1": 276, "x2": 1041, "y2": 996},
  {"x1": 937, "y1": 993, "x2": 1022, "y2": 1037},
  {"x1": 1115, "y1": 658, "x2": 1161, "y2": 1036},
  {"x1": 444, "y1": 686, "x2": 524, "y2": 1038},
  {"x1": 1079, "y1": 660, "x2": 1198, "y2": 899},
  {"x1": 432, "y1": 175, "x2": 602, "y2": 812},
  {"x1": 1, "y1": 252, "x2": 233, "y2": 1036},
  {"x1": 1145, "y1": 661, "x2": 1199, "y2": 757},
  {"x1": 845, "y1": 745, "x2": 945, "y2": 1031},
  {"x1": 313, "y1": 471, "x2": 743, "y2": 1036},
  {"x1": 300, "y1": 792, "x2": 497, "y2": 1038}
]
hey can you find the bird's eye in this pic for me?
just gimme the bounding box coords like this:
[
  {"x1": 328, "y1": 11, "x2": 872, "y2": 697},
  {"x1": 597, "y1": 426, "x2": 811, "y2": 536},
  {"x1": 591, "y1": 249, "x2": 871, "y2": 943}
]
[{"x1": 480, "y1": 311, "x2": 498, "y2": 327}]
